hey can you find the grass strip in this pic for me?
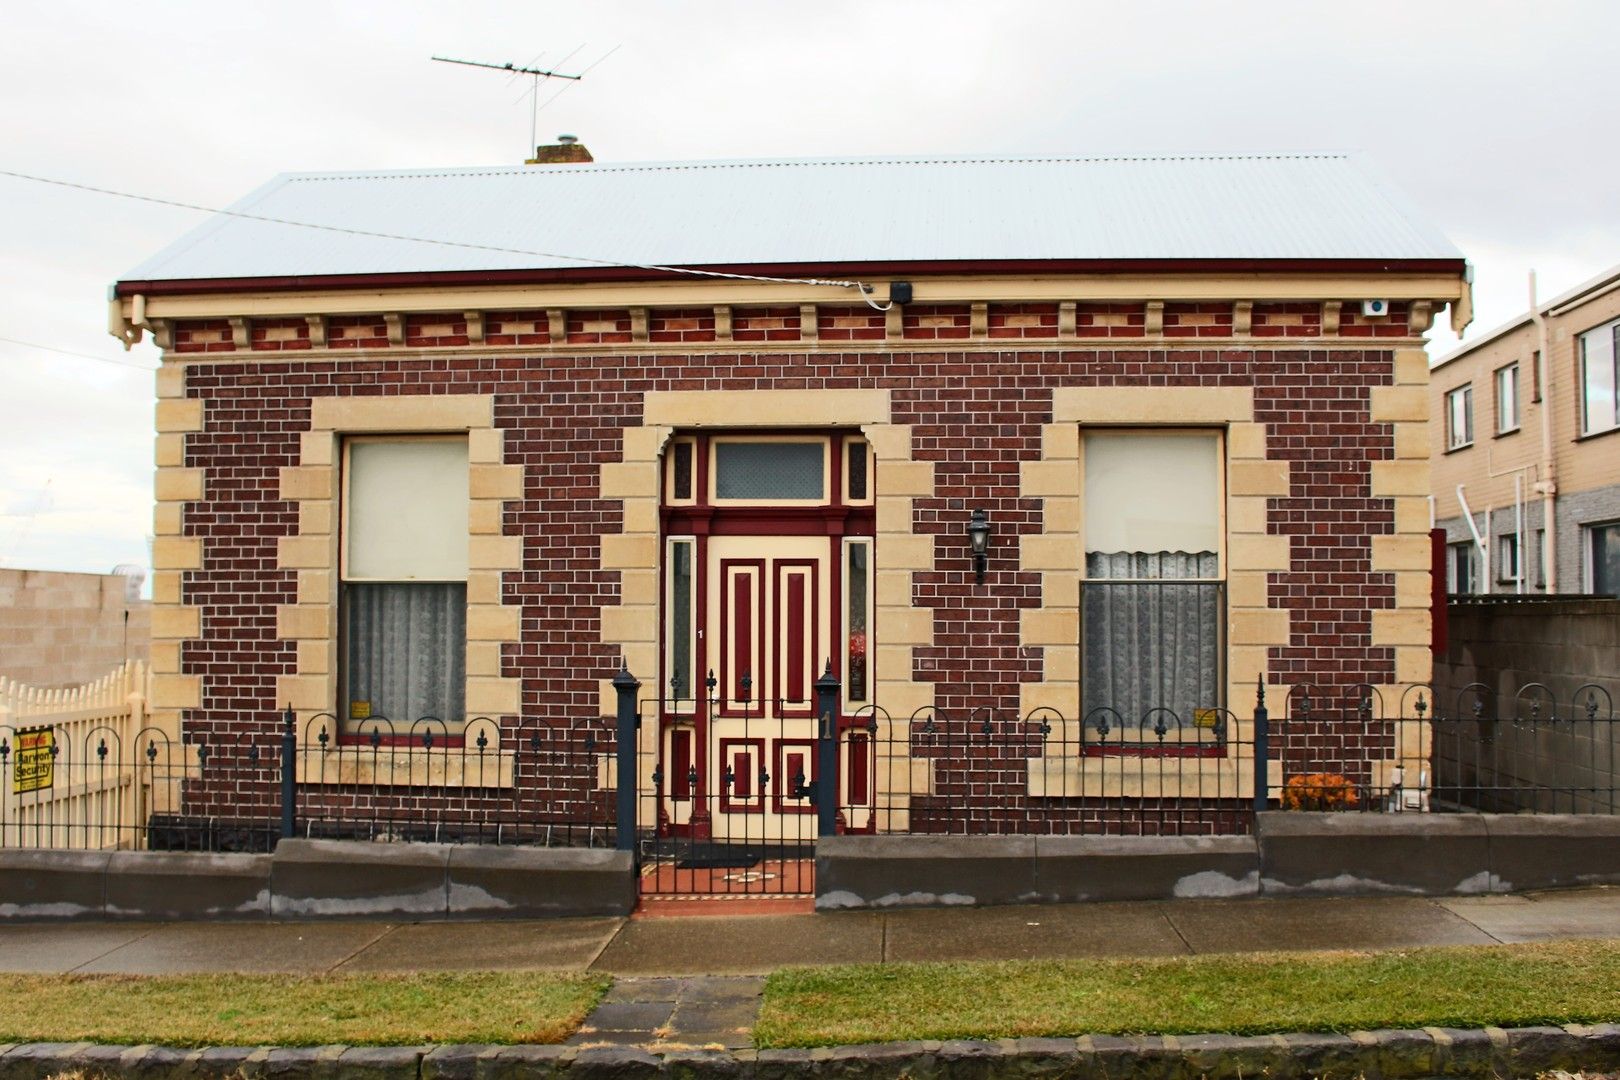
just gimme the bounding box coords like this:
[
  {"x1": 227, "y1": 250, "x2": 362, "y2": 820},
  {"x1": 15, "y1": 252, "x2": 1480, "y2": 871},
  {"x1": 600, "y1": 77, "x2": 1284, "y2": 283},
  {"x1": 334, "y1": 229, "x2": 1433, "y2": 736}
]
[
  {"x1": 0, "y1": 970, "x2": 608, "y2": 1047},
  {"x1": 756, "y1": 939, "x2": 1620, "y2": 1048}
]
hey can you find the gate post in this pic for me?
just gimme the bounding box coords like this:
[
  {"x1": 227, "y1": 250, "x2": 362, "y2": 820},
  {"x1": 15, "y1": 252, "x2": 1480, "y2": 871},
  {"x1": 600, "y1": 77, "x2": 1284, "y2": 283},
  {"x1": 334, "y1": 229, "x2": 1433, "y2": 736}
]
[
  {"x1": 1252, "y1": 675, "x2": 1270, "y2": 816},
  {"x1": 280, "y1": 704, "x2": 297, "y2": 841},
  {"x1": 614, "y1": 663, "x2": 641, "y2": 854},
  {"x1": 815, "y1": 662, "x2": 841, "y2": 839}
]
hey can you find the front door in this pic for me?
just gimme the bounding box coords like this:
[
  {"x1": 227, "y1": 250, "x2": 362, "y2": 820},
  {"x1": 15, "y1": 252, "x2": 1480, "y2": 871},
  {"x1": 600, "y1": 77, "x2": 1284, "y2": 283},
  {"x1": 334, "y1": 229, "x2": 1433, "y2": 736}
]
[
  {"x1": 703, "y1": 535, "x2": 827, "y2": 841},
  {"x1": 646, "y1": 432, "x2": 875, "y2": 894}
]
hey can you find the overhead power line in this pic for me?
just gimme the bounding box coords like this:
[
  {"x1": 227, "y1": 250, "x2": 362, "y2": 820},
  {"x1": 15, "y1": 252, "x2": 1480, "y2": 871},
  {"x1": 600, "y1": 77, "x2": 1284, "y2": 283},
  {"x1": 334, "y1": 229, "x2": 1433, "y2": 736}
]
[
  {"x1": 0, "y1": 168, "x2": 888, "y2": 302},
  {"x1": 0, "y1": 334, "x2": 156, "y2": 371}
]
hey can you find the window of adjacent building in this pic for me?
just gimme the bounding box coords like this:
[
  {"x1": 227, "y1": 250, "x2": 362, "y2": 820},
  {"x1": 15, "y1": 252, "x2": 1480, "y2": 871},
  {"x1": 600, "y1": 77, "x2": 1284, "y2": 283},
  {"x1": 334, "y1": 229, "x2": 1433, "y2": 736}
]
[
  {"x1": 1588, "y1": 522, "x2": 1620, "y2": 596},
  {"x1": 1497, "y1": 534, "x2": 1520, "y2": 586},
  {"x1": 1448, "y1": 541, "x2": 1478, "y2": 594},
  {"x1": 1081, "y1": 430, "x2": 1223, "y2": 729},
  {"x1": 1579, "y1": 319, "x2": 1620, "y2": 436},
  {"x1": 342, "y1": 437, "x2": 468, "y2": 726},
  {"x1": 1495, "y1": 364, "x2": 1520, "y2": 435},
  {"x1": 1445, "y1": 385, "x2": 1474, "y2": 450},
  {"x1": 1534, "y1": 528, "x2": 1547, "y2": 589}
]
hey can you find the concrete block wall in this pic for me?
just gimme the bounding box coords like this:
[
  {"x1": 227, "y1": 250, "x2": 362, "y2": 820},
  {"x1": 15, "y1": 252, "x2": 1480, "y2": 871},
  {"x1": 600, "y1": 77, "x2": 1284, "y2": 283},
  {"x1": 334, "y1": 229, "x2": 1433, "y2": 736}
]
[
  {"x1": 1433, "y1": 598, "x2": 1620, "y2": 812},
  {"x1": 0, "y1": 569, "x2": 149, "y2": 688}
]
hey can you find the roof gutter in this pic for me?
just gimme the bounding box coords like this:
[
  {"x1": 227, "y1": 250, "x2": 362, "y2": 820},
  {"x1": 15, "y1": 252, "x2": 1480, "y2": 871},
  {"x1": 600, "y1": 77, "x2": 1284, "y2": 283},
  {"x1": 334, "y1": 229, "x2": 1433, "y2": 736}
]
[{"x1": 112, "y1": 256, "x2": 1470, "y2": 300}]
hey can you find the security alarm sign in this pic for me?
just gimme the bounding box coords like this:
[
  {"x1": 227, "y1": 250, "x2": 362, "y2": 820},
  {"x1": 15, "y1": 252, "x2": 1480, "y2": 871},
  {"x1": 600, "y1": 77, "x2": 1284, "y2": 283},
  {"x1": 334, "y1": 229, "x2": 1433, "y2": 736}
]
[{"x1": 13, "y1": 728, "x2": 54, "y2": 795}]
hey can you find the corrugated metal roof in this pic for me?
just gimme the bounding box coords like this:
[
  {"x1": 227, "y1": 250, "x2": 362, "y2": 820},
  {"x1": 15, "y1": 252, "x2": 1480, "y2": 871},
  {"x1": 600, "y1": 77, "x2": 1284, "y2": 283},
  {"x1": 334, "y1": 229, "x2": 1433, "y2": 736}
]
[{"x1": 122, "y1": 152, "x2": 1463, "y2": 283}]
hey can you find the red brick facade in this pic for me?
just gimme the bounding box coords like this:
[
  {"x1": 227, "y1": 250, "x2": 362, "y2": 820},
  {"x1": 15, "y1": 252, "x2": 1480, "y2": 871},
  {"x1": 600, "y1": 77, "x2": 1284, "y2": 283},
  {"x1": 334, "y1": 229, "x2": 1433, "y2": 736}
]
[{"x1": 169, "y1": 342, "x2": 1399, "y2": 828}]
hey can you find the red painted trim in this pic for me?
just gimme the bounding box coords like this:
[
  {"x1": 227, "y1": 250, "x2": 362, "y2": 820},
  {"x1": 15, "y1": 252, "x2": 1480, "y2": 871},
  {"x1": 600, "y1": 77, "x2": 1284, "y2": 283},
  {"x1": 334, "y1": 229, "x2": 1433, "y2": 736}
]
[
  {"x1": 670, "y1": 727, "x2": 693, "y2": 799},
  {"x1": 771, "y1": 559, "x2": 818, "y2": 717},
  {"x1": 773, "y1": 738, "x2": 817, "y2": 814},
  {"x1": 719, "y1": 559, "x2": 764, "y2": 715},
  {"x1": 114, "y1": 257, "x2": 1467, "y2": 298},
  {"x1": 829, "y1": 535, "x2": 843, "y2": 701},
  {"x1": 665, "y1": 508, "x2": 874, "y2": 537},
  {"x1": 719, "y1": 737, "x2": 766, "y2": 812},
  {"x1": 786, "y1": 572, "x2": 806, "y2": 705},
  {"x1": 846, "y1": 732, "x2": 871, "y2": 806}
]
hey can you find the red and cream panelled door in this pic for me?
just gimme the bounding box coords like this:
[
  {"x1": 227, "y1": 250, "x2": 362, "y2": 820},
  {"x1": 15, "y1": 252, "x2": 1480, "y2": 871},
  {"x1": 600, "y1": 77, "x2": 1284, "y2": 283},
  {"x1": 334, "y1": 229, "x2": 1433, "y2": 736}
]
[{"x1": 659, "y1": 433, "x2": 876, "y2": 842}]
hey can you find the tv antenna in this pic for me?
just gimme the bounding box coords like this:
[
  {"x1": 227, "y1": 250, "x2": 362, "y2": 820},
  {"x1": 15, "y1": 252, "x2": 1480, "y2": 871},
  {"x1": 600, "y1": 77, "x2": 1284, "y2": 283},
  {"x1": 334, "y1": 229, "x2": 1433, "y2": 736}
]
[{"x1": 432, "y1": 53, "x2": 587, "y2": 158}]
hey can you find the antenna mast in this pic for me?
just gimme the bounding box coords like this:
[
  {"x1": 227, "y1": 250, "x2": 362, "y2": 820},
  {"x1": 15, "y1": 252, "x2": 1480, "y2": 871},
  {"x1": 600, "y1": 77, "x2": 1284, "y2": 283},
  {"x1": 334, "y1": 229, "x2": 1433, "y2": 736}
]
[{"x1": 432, "y1": 55, "x2": 585, "y2": 158}]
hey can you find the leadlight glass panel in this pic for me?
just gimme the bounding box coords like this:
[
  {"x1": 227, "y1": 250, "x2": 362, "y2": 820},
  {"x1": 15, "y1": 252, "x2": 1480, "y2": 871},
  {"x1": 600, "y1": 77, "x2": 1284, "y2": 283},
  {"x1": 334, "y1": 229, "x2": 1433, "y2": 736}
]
[
  {"x1": 671, "y1": 541, "x2": 693, "y2": 701},
  {"x1": 847, "y1": 440, "x2": 869, "y2": 501},
  {"x1": 847, "y1": 541, "x2": 869, "y2": 702},
  {"x1": 714, "y1": 441, "x2": 824, "y2": 500},
  {"x1": 672, "y1": 442, "x2": 694, "y2": 500}
]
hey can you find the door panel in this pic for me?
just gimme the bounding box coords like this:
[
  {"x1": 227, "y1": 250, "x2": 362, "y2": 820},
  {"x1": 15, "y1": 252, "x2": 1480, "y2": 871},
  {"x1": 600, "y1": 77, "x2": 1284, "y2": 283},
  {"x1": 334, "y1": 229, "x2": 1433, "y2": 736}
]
[
  {"x1": 703, "y1": 536, "x2": 829, "y2": 840},
  {"x1": 773, "y1": 560, "x2": 818, "y2": 716},
  {"x1": 718, "y1": 559, "x2": 764, "y2": 715}
]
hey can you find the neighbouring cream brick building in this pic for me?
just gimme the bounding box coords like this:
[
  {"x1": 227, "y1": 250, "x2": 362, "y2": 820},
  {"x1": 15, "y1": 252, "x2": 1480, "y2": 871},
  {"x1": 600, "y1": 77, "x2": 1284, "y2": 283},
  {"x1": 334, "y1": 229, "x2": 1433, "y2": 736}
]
[
  {"x1": 0, "y1": 569, "x2": 150, "y2": 688},
  {"x1": 1431, "y1": 263, "x2": 1620, "y2": 597}
]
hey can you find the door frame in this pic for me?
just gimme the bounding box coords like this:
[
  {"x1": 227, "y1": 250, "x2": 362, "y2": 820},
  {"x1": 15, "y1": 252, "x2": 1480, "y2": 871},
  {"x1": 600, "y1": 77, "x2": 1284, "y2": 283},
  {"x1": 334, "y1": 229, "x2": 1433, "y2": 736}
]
[{"x1": 656, "y1": 430, "x2": 874, "y2": 840}]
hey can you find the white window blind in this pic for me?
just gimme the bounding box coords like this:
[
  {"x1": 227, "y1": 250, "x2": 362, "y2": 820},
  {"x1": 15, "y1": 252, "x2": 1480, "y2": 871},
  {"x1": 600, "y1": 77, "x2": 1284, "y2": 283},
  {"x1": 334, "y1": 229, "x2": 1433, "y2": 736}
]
[
  {"x1": 1083, "y1": 432, "x2": 1221, "y2": 560},
  {"x1": 346, "y1": 439, "x2": 469, "y2": 581}
]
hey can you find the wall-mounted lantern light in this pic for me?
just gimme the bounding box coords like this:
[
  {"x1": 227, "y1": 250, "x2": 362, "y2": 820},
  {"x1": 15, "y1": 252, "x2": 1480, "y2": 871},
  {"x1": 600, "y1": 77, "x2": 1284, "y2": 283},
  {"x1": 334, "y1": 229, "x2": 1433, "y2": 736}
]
[{"x1": 967, "y1": 508, "x2": 991, "y2": 584}]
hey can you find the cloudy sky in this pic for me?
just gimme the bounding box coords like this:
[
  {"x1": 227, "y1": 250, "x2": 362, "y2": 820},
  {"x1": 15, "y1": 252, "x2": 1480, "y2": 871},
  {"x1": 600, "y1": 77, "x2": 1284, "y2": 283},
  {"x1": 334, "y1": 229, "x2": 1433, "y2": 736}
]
[{"x1": 1, "y1": 0, "x2": 1616, "y2": 578}]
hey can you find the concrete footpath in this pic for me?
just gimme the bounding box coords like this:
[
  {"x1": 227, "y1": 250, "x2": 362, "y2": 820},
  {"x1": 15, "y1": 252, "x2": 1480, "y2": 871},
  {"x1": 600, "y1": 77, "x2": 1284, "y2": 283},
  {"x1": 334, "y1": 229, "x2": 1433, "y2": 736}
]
[
  {"x1": 0, "y1": 888, "x2": 1618, "y2": 1079},
  {"x1": 3, "y1": 886, "x2": 1617, "y2": 1058},
  {"x1": 2, "y1": 887, "x2": 1616, "y2": 978}
]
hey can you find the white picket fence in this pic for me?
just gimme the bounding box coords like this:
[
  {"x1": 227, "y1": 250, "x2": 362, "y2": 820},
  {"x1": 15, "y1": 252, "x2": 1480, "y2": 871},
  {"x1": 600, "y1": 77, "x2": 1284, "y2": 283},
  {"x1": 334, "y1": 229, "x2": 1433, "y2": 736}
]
[{"x1": 0, "y1": 661, "x2": 189, "y2": 850}]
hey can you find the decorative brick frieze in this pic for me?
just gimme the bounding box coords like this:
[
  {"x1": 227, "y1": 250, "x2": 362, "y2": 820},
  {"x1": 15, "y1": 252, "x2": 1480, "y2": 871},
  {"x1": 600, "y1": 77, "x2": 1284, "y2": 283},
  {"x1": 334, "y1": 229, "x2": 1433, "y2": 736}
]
[
  {"x1": 565, "y1": 309, "x2": 633, "y2": 345},
  {"x1": 172, "y1": 319, "x2": 236, "y2": 354},
  {"x1": 485, "y1": 309, "x2": 550, "y2": 346},
  {"x1": 988, "y1": 302, "x2": 1059, "y2": 339},
  {"x1": 647, "y1": 306, "x2": 716, "y2": 344},
  {"x1": 1074, "y1": 301, "x2": 1147, "y2": 338},
  {"x1": 731, "y1": 305, "x2": 801, "y2": 342},
  {"x1": 817, "y1": 304, "x2": 886, "y2": 341},
  {"x1": 900, "y1": 304, "x2": 972, "y2": 341}
]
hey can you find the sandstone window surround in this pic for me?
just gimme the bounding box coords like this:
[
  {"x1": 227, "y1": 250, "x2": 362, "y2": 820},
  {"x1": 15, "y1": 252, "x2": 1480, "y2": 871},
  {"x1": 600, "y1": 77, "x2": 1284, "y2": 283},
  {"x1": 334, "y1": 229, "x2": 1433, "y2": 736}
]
[
  {"x1": 1079, "y1": 429, "x2": 1225, "y2": 734},
  {"x1": 275, "y1": 394, "x2": 521, "y2": 788},
  {"x1": 340, "y1": 436, "x2": 470, "y2": 731}
]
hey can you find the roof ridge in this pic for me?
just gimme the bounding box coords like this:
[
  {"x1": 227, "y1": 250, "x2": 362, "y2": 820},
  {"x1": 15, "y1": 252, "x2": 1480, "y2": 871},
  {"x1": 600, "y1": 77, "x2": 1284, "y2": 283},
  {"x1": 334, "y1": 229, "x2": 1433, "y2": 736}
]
[{"x1": 284, "y1": 152, "x2": 1358, "y2": 183}]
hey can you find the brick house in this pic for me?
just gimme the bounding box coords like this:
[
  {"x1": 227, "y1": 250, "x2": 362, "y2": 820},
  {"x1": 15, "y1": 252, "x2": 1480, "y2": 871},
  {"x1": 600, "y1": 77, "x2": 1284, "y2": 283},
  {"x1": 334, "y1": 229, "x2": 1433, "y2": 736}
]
[{"x1": 111, "y1": 148, "x2": 1469, "y2": 850}]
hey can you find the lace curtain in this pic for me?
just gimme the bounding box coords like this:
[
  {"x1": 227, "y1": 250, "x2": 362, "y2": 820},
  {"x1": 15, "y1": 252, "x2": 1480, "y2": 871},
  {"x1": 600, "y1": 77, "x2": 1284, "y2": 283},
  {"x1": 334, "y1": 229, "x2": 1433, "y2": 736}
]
[
  {"x1": 344, "y1": 582, "x2": 467, "y2": 725},
  {"x1": 1082, "y1": 551, "x2": 1220, "y2": 733}
]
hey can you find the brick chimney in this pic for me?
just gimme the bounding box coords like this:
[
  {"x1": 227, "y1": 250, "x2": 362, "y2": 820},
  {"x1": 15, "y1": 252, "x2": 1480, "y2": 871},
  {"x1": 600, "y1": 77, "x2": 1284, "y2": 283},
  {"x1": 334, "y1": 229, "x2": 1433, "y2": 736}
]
[{"x1": 527, "y1": 134, "x2": 593, "y2": 165}]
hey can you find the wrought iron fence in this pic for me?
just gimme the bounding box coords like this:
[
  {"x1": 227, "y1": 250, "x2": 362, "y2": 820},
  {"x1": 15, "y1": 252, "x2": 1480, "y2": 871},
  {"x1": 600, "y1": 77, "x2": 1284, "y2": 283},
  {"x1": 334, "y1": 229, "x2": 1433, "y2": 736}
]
[
  {"x1": 840, "y1": 699, "x2": 1256, "y2": 836},
  {"x1": 7, "y1": 673, "x2": 1616, "y2": 857},
  {"x1": 0, "y1": 724, "x2": 210, "y2": 850},
  {"x1": 1273, "y1": 682, "x2": 1619, "y2": 814},
  {"x1": 287, "y1": 710, "x2": 613, "y2": 848}
]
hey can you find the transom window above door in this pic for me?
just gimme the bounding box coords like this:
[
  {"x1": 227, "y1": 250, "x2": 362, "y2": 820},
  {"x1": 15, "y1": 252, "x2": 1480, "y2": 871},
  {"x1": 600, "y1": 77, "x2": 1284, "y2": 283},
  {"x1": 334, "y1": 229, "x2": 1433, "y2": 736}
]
[{"x1": 663, "y1": 433, "x2": 872, "y2": 508}]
